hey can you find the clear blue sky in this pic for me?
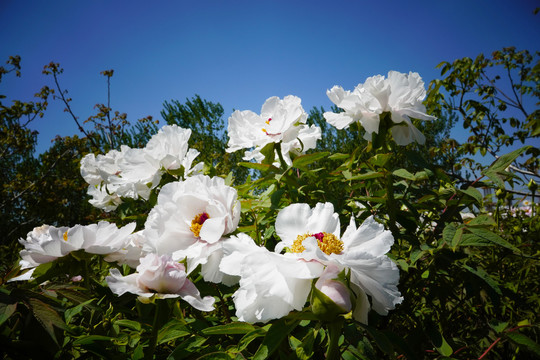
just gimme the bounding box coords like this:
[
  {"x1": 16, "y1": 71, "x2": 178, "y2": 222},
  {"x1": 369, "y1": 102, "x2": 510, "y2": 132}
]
[{"x1": 1, "y1": 0, "x2": 539, "y2": 153}]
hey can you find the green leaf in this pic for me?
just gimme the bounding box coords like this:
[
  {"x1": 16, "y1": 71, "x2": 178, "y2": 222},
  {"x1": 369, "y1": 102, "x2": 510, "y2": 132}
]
[
  {"x1": 369, "y1": 153, "x2": 392, "y2": 167},
  {"x1": 0, "y1": 302, "x2": 16, "y2": 326},
  {"x1": 114, "y1": 319, "x2": 142, "y2": 332},
  {"x1": 158, "y1": 321, "x2": 190, "y2": 344},
  {"x1": 459, "y1": 233, "x2": 492, "y2": 247},
  {"x1": 458, "y1": 187, "x2": 483, "y2": 206},
  {"x1": 506, "y1": 332, "x2": 540, "y2": 355},
  {"x1": 482, "y1": 146, "x2": 531, "y2": 188},
  {"x1": 488, "y1": 320, "x2": 508, "y2": 334},
  {"x1": 201, "y1": 322, "x2": 256, "y2": 335},
  {"x1": 462, "y1": 264, "x2": 502, "y2": 295},
  {"x1": 238, "y1": 162, "x2": 279, "y2": 173},
  {"x1": 442, "y1": 223, "x2": 458, "y2": 245},
  {"x1": 196, "y1": 353, "x2": 232, "y2": 359},
  {"x1": 467, "y1": 227, "x2": 519, "y2": 252},
  {"x1": 292, "y1": 151, "x2": 330, "y2": 170},
  {"x1": 393, "y1": 169, "x2": 416, "y2": 181},
  {"x1": 328, "y1": 153, "x2": 350, "y2": 160},
  {"x1": 467, "y1": 214, "x2": 495, "y2": 226},
  {"x1": 73, "y1": 335, "x2": 114, "y2": 345},
  {"x1": 253, "y1": 319, "x2": 300, "y2": 360},
  {"x1": 235, "y1": 328, "x2": 267, "y2": 353},
  {"x1": 168, "y1": 335, "x2": 208, "y2": 360},
  {"x1": 28, "y1": 297, "x2": 69, "y2": 345},
  {"x1": 347, "y1": 171, "x2": 384, "y2": 181},
  {"x1": 364, "y1": 325, "x2": 394, "y2": 355},
  {"x1": 65, "y1": 299, "x2": 95, "y2": 324},
  {"x1": 260, "y1": 142, "x2": 275, "y2": 165},
  {"x1": 425, "y1": 323, "x2": 453, "y2": 356}
]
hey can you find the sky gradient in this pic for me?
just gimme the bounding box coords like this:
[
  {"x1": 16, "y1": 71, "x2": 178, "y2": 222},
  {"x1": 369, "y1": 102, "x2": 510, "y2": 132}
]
[{"x1": 1, "y1": 0, "x2": 539, "y2": 153}]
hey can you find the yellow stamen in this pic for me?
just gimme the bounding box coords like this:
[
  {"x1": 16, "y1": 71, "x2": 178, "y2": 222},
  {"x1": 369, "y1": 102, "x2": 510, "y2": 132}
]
[
  {"x1": 190, "y1": 212, "x2": 210, "y2": 237},
  {"x1": 63, "y1": 231, "x2": 68, "y2": 241},
  {"x1": 290, "y1": 232, "x2": 344, "y2": 255}
]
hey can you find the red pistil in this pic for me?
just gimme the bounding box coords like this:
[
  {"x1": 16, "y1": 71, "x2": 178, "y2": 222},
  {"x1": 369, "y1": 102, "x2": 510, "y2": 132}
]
[
  {"x1": 313, "y1": 232, "x2": 324, "y2": 242},
  {"x1": 198, "y1": 212, "x2": 209, "y2": 224}
]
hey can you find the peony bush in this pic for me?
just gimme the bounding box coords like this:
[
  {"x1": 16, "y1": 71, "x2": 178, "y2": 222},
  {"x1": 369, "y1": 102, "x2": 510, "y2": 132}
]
[{"x1": 2, "y1": 64, "x2": 538, "y2": 359}]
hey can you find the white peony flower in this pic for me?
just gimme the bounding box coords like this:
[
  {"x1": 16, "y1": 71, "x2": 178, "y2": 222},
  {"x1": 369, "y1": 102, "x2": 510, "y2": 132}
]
[
  {"x1": 17, "y1": 225, "x2": 82, "y2": 268},
  {"x1": 226, "y1": 95, "x2": 321, "y2": 165},
  {"x1": 80, "y1": 125, "x2": 203, "y2": 211},
  {"x1": 104, "y1": 230, "x2": 148, "y2": 268},
  {"x1": 324, "y1": 71, "x2": 435, "y2": 145},
  {"x1": 220, "y1": 233, "x2": 324, "y2": 323},
  {"x1": 106, "y1": 254, "x2": 215, "y2": 311},
  {"x1": 143, "y1": 175, "x2": 240, "y2": 283},
  {"x1": 11, "y1": 222, "x2": 137, "y2": 282},
  {"x1": 275, "y1": 202, "x2": 403, "y2": 323}
]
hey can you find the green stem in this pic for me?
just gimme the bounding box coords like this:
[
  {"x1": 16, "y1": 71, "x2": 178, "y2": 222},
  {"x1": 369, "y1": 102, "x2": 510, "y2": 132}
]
[
  {"x1": 385, "y1": 170, "x2": 401, "y2": 245},
  {"x1": 146, "y1": 301, "x2": 162, "y2": 360},
  {"x1": 326, "y1": 320, "x2": 344, "y2": 360},
  {"x1": 275, "y1": 142, "x2": 289, "y2": 170}
]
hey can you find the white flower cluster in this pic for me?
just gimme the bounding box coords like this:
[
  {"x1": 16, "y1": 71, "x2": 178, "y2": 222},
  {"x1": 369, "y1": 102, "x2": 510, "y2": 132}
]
[
  {"x1": 323, "y1": 71, "x2": 435, "y2": 145},
  {"x1": 80, "y1": 125, "x2": 203, "y2": 211},
  {"x1": 226, "y1": 95, "x2": 321, "y2": 165},
  {"x1": 220, "y1": 203, "x2": 402, "y2": 323},
  {"x1": 14, "y1": 70, "x2": 428, "y2": 321}
]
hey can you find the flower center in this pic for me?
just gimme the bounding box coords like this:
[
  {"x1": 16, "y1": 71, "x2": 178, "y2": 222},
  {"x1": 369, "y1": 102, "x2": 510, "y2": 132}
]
[
  {"x1": 190, "y1": 212, "x2": 209, "y2": 237},
  {"x1": 63, "y1": 231, "x2": 68, "y2": 241},
  {"x1": 290, "y1": 232, "x2": 344, "y2": 255}
]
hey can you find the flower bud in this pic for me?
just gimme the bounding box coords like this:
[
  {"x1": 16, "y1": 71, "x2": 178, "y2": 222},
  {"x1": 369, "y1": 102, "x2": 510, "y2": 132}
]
[
  {"x1": 311, "y1": 265, "x2": 353, "y2": 322},
  {"x1": 528, "y1": 179, "x2": 537, "y2": 192}
]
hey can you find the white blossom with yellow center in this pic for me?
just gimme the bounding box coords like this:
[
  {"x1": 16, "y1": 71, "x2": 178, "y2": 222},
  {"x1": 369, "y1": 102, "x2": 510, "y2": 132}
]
[
  {"x1": 226, "y1": 95, "x2": 321, "y2": 166},
  {"x1": 143, "y1": 175, "x2": 240, "y2": 284}
]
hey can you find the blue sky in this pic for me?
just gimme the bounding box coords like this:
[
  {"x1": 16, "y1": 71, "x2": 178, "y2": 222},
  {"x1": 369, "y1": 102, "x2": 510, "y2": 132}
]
[{"x1": 1, "y1": 0, "x2": 539, "y2": 154}]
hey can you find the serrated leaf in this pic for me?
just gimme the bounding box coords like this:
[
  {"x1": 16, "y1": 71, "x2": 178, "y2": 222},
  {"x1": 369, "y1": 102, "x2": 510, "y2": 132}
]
[
  {"x1": 201, "y1": 322, "x2": 256, "y2": 335},
  {"x1": 28, "y1": 297, "x2": 68, "y2": 345},
  {"x1": 292, "y1": 152, "x2": 330, "y2": 170},
  {"x1": 506, "y1": 332, "x2": 540, "y2": 355}
]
